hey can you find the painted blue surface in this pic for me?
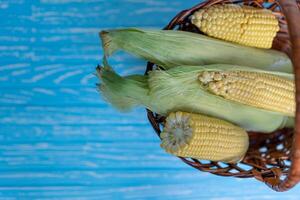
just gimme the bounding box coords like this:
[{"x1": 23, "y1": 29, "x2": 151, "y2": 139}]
[{"x1": 0, "y1": 0, "x2": 300, "y2": 199}]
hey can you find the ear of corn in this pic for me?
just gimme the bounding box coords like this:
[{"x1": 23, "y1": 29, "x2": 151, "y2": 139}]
[
  {"x1": 97, "y1": 62, "x2": 293, "y2": 133},
  {"x1": 191, "y1": 4, "x2": 279, "y2": 49},
  {"x1": 100, "y1": 28, "x2": 292, "y2": 73},
  {"x1": 198, "y1": 70, "x2": 295, "y2": 116},
  {"x1": 160, "y1": 111, "x2": 249, "y2": 163}
]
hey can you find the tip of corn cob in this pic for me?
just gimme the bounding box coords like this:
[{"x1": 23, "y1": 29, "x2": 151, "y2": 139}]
[
  {"x1": 160, "y1": 111, "x2": 249, "y2": 163},
  {"x1": 160, "y1": 112, "x2": 193, "y2": 153}
]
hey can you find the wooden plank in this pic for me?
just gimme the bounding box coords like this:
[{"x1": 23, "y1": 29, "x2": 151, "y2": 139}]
[
  {"x1": 0, "y1": 106, "x2": 147, "y2": 125},
  {"x1": 0, "y1": 124, "x2": 155, "y2": 142},
  {"x1": 0, "y1": 142, "x2": 186, "y2": 171},
  {"x1": 0, "y1": 56, "x2": 146, "y2": 87},
  {"x1": 0, "y1": 184, "x2": 296, "y2": 200},
  {"x1": 0, "y1": 86, "x2": 102, "y2": 106},
  {"x1": 0, "y1": 181, "x2": 298, "y2": 199}
]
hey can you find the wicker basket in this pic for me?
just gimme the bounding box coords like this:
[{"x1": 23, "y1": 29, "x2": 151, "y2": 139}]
[{"x1": 145, "y1": 0, "x2": 300, "y2": 192}]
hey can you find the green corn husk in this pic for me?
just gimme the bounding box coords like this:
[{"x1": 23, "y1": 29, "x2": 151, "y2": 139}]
[
  {"x1": 98, "y1": 68, "x2": 149, "y2": 111},
  {"x1": 100, "y1": 28, "x2": 293, "y2": 73},
  {"x1": 97, "y1": 63, "x2": 294, "y2": 133}
]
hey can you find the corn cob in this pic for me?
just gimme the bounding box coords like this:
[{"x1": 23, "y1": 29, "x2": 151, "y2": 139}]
[
  {"x1": 100, "y1": 28, "x2": 292, "y2": 73},
  {"x1": 191, "y1": 4, "x2": 279, "y2": 49},
  {"x1": 160, "y1": 111, "x2": 249, "y2": 163},
  {"x1": 97, "y1": 63, "x2": 294, "y2": 133},
  {"x1": 198, "y1": 70, "x2": 295, "y2": 116}
]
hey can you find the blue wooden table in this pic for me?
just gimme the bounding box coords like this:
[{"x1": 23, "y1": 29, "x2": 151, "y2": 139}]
[{"x1": 0, "y1": 0, "x2": 299, "y2": 199}]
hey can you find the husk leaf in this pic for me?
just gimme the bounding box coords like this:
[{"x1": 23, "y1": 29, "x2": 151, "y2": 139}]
[
  {"x1": 100, "y1": 28, "x2": 293, "y2": 73},
  {"x1": 97, "y1": 63, "x2": 294, "y2": 133}
]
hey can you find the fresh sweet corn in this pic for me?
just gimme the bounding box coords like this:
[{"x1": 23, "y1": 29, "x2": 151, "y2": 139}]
[
  {"x1": 191, "y1": 4, "x2": 280, "y2": 49},
  {"x1": 160, "y1": 111, "x2": 249, "y2": 163},
  {"x1": 97, "y1": 62, "x2": 294, "y2": 133},
  {"x1": 100, "y1": 28, "x2": 292, "y2": 73},
  {"x1": 198, "y1": 71, "x2": 295, "y2": 116}
]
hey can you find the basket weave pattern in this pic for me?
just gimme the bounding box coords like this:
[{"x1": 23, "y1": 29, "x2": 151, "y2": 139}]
[{"x1": 145, "y1": 0, "x2": 300, "y2": 192}]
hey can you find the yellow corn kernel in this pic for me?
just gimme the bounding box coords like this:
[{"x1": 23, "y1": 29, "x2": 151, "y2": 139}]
[
  {"x1": 198, "y1": 71, "x2": 295, "y2": 116},
  {"x1": 160, "y1": 111, "x2": 249, "y2": 163},
  {"x1": 191, "y1": 4, "x2": 279, "y2": 49}
]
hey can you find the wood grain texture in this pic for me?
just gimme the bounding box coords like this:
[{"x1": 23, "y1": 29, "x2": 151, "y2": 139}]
[{"x1": 0, "y1": 0, "x2": 300, "y2": 199}]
